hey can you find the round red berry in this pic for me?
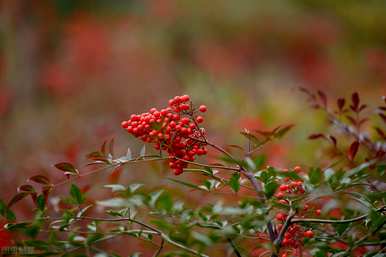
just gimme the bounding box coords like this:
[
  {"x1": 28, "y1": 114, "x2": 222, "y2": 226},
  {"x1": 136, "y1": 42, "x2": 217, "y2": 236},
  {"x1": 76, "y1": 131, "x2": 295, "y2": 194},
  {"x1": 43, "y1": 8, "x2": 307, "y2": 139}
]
[
  {"x1": 196, "y1": 116, "x2": 204, "y2": 123},
  {"x1": 279, "y1": 184, "x2": 289, "y2": 191},
  {"x1": 199, "y1": 105, "x2": 207, "y2": 112},
  {"x1": 293, "y1": 165, "x2": 302, "y2": 172},
  {"x1": 304, "y1": 230, "x2": 314, "y2": 238}
]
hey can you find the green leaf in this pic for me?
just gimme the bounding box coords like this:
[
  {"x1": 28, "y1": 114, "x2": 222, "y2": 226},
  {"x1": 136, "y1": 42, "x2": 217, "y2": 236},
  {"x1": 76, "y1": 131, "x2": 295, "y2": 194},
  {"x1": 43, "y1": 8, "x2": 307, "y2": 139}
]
[
  {"x1": 191, "y1": 231, "x2": 212, "y2": 246},
  {"x1": 36, "y1": 195, "x2": 45, "y2": 211},
  {"x1": 229, "y1": 173, "x2": 240, "y2": 193},
  {"x1": 0, "y1": 200, "x2": 16, "y2": 221},
  {"x1": 128, "y1": 183, "x2": 144, "y2": 193},
  {"x1": 368, "y1": 209, "x2": 386, "y2": 232},
  {"x1": 253, "y1": 155, "x2": 266, "y2": 169},
  {"x1": 156, "y1": 192, "x2": 173, "y2": 212},
  {"x1": 104, "y1": 184, "x2": 126, "y2": 192},
  {"x1": 168, "y1": 178, "x2": 204, "y2": 191},
  {"x1": 309, "y1": 167, "x2": 322, "y2": 185},
  {"x1": 5, "y1": 222, "x2": 30, "y2": 230},
  {"x1": 70, "y1": 184, "x2": 85, "y2": 205},
  {"x1": 87, "y1": 233, "x2": 104, "y2": 245},
  {"x1": 149, "y1": 190, "x2": 164, "y2": 208},
  {"x1": 377, "y1": 164, "x2": 386, "y2": 176},
  {"x1": 264, "y1": 181, "x2": 278, "y2": 199}
]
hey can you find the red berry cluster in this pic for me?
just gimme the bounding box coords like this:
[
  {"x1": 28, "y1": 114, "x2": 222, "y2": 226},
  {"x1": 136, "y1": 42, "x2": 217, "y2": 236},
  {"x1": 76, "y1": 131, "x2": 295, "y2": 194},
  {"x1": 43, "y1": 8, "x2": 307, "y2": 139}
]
[
  {"x1": 121, "y1": 95, "x2": 208, "y2": 175},
  {"x1": 276, "y1": 222, "x2": 313, "y2": 249},
  {"x1": 273, "y1": 176, "x2": 314, "y2": 254},
  {"x1": 275, "y1": 178, "x2": 305, "y2": 199}
]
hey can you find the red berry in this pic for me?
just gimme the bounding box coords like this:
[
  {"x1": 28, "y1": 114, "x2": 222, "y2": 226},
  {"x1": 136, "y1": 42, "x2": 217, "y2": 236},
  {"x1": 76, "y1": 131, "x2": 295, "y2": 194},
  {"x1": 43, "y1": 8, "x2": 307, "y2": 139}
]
[
  {"x1": 199, "y1": 105, "x2": 207, "y2": 112},
  {"x1": 276, "y1": 213, "x2": 286, "y2": 221},
  {"x1": 293, "y1": 165, "x2": 302, "y2": 173},
  {"x1": 303, "y1": 230, "x2": 314, "y2": 238},
  {"x1": 279, "y1": 184, "x2": 289, "y2": 191},
  {"x1": 180, "y1": 104, "x2": 190, "y2": 110},
  {"x1": 315, "y1": 209, "x2": 321, "y2": 216},
  {"x1": 278, "y1": 199, "x2": 287, "y2": 205},
  {"x1": 180, "y1": 95, "x2": 190, "y2": 102},
  {"x1": 275, "y1": 192, "x2": 284, "y2": 198},
  {"x1": 196, "y1": 116, "x2": 204, "y2": 123}
]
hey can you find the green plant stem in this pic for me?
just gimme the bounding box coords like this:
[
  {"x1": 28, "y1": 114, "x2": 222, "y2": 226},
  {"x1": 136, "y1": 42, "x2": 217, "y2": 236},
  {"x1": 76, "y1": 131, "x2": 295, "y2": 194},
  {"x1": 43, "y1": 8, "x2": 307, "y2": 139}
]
[{"x1": 78, "y1": 216, "x2": 209, "y2": 257}]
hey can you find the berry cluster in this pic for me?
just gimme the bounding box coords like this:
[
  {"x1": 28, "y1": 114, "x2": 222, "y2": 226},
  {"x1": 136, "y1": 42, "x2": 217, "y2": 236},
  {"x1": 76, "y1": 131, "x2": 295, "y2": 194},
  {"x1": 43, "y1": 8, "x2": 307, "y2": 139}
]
[
  {"x1": 273, "y1": 176, "x2": 315, "y2": 255},
  {"x1": 121, "y1": 95, "x2": 208, "y2": 175},
  {"x1": 275, "y1": 178, "x2": 305, "y2": 199},
  {"x1": 276, "y1": 222, "x2": 314, "y2": 249}
]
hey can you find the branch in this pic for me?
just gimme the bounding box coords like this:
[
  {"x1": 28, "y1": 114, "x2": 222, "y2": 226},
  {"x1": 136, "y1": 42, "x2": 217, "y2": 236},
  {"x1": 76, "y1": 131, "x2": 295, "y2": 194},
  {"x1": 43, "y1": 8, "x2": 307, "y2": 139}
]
[
  {"x1": 272, "y1": 208, "x2": 296, "y2": 256},
  {"x1": 292, "y1": 206, "x2": 385, "y2": 224},
  {"x1": 227, "y1": 237, "x2": 242, "y2": 257},
  {"x1": 78, "y1": 216, "x2": 209, "y2": 257}
]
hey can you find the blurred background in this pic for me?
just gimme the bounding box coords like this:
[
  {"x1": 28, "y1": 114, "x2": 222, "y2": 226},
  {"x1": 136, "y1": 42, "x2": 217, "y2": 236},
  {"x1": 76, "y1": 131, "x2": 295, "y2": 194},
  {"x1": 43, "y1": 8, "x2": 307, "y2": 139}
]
[{"x1": 0, "y1": 0, "x2": 385, "y2": 254}]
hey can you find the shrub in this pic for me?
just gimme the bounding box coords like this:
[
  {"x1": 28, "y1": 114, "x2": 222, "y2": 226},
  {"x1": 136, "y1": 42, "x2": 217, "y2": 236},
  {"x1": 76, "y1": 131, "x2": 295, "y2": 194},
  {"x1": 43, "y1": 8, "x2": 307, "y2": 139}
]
[{"x1": 1, "y1": 91, "x2": 385, "y2": 257}]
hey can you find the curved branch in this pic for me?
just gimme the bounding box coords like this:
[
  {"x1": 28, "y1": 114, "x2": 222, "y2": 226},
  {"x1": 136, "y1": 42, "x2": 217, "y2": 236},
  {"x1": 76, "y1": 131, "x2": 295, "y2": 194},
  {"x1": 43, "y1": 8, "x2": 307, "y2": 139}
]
[{"x1": 292, "y1": 206, "x2": 385, "y2": 224}]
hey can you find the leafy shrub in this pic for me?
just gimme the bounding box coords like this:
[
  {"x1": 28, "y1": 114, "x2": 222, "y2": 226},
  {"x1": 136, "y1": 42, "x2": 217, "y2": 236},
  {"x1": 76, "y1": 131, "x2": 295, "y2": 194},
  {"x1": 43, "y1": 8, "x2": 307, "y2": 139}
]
[{"x1": 1, "y1": 91, "x2": 385, "y2": 257}]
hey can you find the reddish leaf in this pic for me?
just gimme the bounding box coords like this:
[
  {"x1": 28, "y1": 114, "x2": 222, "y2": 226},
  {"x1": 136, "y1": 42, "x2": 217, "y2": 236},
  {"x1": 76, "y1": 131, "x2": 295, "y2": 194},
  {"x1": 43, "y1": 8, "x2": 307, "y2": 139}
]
[
  {"x1": 337, "y1": 98, "x2": 345, "y2": 111},
  {"x1": 379, "y1": 113, "x2": 386, "y2": 123},
  {"x1": 109, "y1": 166, "x2": 123, "y2": 183},
  {"x1": 379, "y1": 106, "x2": 386, "y2": 111},
  {"x1": 17, "y1": 184, "x2": 35, "y2": 193},
  {"x1": 351, "y1": 92, "x2": 360, "y2": 111},
  {"x1": 109, "y1": 138, "x2": 115, "y2": 157},
  {"x1": 273, "y1": 124, "x2": 295, "y2": 139},
  {"x1": 8, "y1": 192, "x2": 30, "y2": 207},
  {"x1": 346, "y1": 115, "x2": 356, "y2": 125},
  {"x1": 375, "y1": 127, "x2": 386, "y2": 140},
  {"x1": 86, "y1": 151, "x2": 107, "y2": 161},
  {"x1": 359, "y1": 104, "x2": 367, "y2": 112},
  {"x1": 28, "y1": 175, "x2": 50, "y2": 185},
  {"x1": 100, "y1": 140, "x2": 108, "y2": 155},
  {"x1": 42, "y1": 185, "x2": 53, "y2": 199},
  {"x1": 347, "y1": 141, "x2": 360, "y2": 161},
  {"x1": 308, "y1": 133, "x2": 326, "y2": 140},
  {"x1": 317, "y1": 90, "x2": 327, "y2": 108},
  {"x1": 54, "y1": 162, "x2": 79, "y2": 175},
  {"x1": 329, "y1": 135, "x2": 337, "y2": 147},
  {"x1": 358, "y1": 118, "x2": 369, "y2": 127}
]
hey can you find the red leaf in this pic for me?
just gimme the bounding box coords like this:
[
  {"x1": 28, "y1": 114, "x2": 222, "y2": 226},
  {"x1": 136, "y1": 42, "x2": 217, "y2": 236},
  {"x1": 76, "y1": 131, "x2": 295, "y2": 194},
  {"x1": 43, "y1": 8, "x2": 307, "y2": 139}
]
[
  {"x1": 346, "y1": 115, "x2": 356, "y2": 125},
  {"x1": 337, "y1": 98, "x2": 345, "y2": 111},
  {"x1": 351, "y1": 92, "x2": 360, "y2": 110},
  {"x1": 317, "y1": 90, "x2": 327, "y2": 108},
  {"x1": 17, "y1": 184, "x2": 35, "y2": 193},
  {"x1": 375, "y1": 127, "x2": 386, "y2": 140},
  {"x1": 329, "y1": 135, "x2": 337, "y2": 147},
  {"x1": 348, "y1": 141, "x2": 360, "y2": 161},
  {"x1": 28, "y1": 175, "x2": 50, "y2": 185},
  {"x1": 379, "y1": 113, "x2": 386, "y2": 123},
  {"x1": 7, "y1": 192, "x2": 30, "y2": 207},
  {"x1": 308, "y1": 133, "x2": 325, "y2": 140},
  {"x1": 359, "y1": 104, "x2": 367, "y2": 112},
  {"x1": 54, "y1": 162, "x2": 79, "y2": 175}
]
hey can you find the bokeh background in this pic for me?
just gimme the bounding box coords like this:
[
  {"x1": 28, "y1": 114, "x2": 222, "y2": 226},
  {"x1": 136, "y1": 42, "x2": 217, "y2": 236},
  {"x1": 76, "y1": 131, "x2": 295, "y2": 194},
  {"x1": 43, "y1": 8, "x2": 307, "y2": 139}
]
[{"x1": 0, "y1": 0, "x2": 385, "y2": 255}]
